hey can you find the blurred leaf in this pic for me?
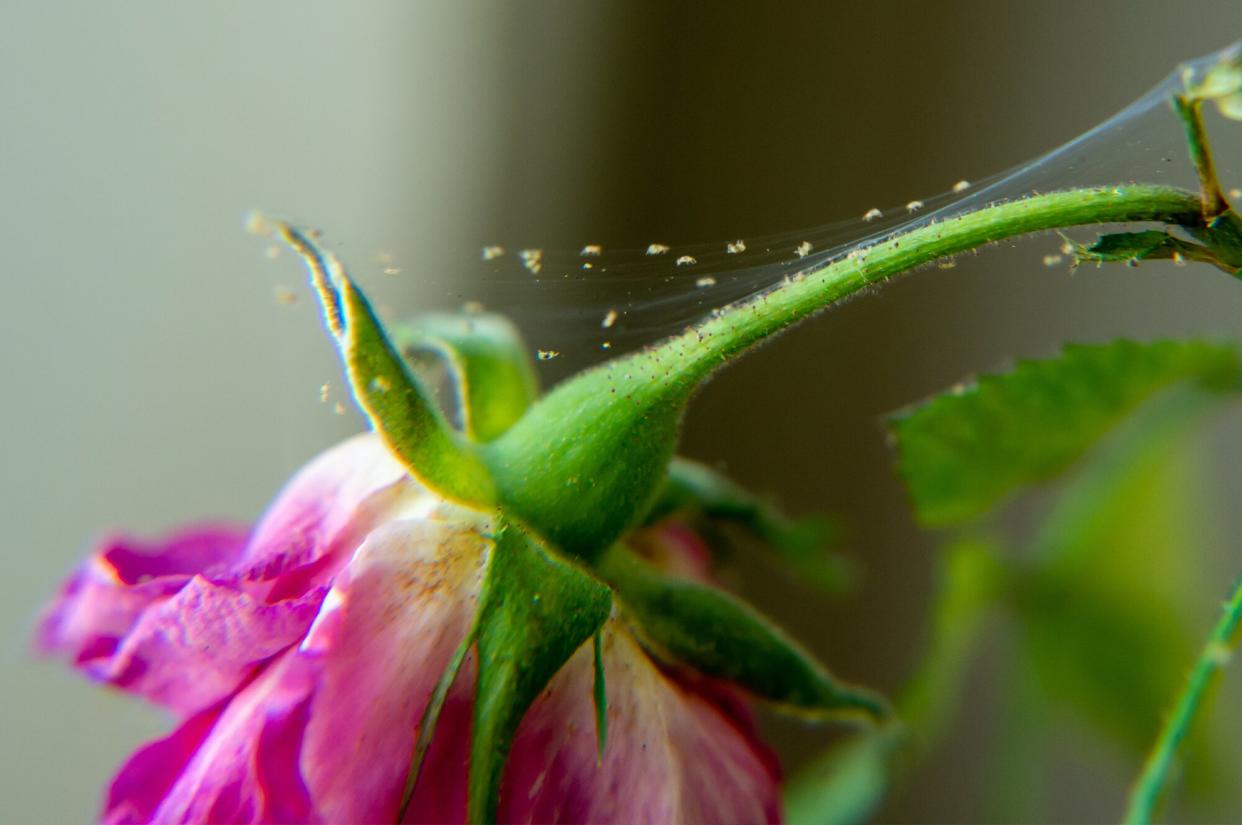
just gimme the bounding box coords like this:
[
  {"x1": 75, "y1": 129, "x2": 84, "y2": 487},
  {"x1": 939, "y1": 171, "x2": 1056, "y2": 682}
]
[
  {"x1": 899, "y1": 537, "x2": 1004, "y2": 748},
  {"x1": 598, "y1": 544, "x2": 886, "y2": 720},
  {"x1": 469, "y1": 521, "x2": 612, "y2": 824},
  {"x1": 890, "y1": 339, "x2": 1240, "y2": 527},
  {"x1": 783, "y1": 539, "x2": 1005, "y2": 825},
  {"x1": 1017, "y1": 385, "x2": 1219, "y2": 756},
  {"x1": 784, "y1": 727, "x2": 903, "y2": 825}
]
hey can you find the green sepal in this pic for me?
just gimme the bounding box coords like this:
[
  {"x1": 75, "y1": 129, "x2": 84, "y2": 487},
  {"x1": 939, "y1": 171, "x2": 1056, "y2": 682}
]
[
  {"x1": 274, "y1": 222, "x2": 495, "y2": 506},
  {"x1": 399, "y1": 626, "x2": 476, "y2": 818},
  {"x1": 889, "y1": 339, "x2": 1241, "y2": 527},
  {"x1": 644, "y1": 457, "x2": 853, "y2": 593},
  {"x1": 592, "y1": 629, "x2": 607, "y2": 764},
  {"x1": 469, "y1": 519, "x2": 612, "y2": 824},
  {"x1": 597, "y1": 544, "x2": 886, "y2": 720},
  {"x1": 392, "y1": 311, "x2": 538, "y2": 442},
  {"x1": 483, "y1": 361, "x2": 693, "y2": 561}
]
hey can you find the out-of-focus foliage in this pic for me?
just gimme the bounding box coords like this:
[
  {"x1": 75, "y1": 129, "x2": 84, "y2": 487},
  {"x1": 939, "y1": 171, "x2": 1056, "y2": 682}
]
[{"x1": 788, "y1": 339, "x2": 1238, "y2": 823}]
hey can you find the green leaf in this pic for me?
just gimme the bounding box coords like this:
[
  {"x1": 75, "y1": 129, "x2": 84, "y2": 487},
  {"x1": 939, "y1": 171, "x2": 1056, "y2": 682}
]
[
  {"x1": 890, "y1": 339, "x2": 1240, "y2": 527},
  {"x1": 273, "y1": 221, "x2": 495, "y2": 506},
  {"x1": 392, "y1": 311, "x2": 538, "y2": 442},
  {"x1": 644, "y1": 457, "x2": 853, "y2": 593},
  {"x1": 1069, "y1": 230, "x2": 1222, "y2": 270},
  {"x1": 597, "y1": 544, "x2": 886, "y2": 720},
  {"x1": 1016, "y1": 385, "x2": 1218, "y2": 755},
  {"x1": 783, "y1": 728, "x2": 902, "y2": 825},
  {"x1": 470, "y1": 519, "x2": 612, "y2": 824}
]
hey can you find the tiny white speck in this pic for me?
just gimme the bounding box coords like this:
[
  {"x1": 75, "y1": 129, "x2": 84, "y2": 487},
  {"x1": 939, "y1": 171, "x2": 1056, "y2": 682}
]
[
  {"x1": 695, "y1": 276, "x2": 716, "y2": 288},
  {"x1": 863, "y1": 208, "x2": 883, "y2": 222},
  {"x1": 906, "y1": 200, "x2": 924, "y2": 212},
  {"x1": 580, "y1": 244, "x2": 602, "y2": 257},
  {"x1": 481, "y1": 245, "x2": 505, "y2": 261},
  {"x1": 676, "y1": 255, "x2": 696, "y2": 266},
  {"x1": 1042, "y1": 254, "x2": 1064, "y2": 267},
  {"x1": 646, "y1": 243, "x2": 670, "y2": 256},
  {"x1": 601, "y1": 308, "x2": 619, "y2": 329},
  {"x1": 952, "y1": 180, "x2": 971, "y2": 193},
  {"x1": 726, "y1": 240, "x2": 746, "y2": 254},
  {"x1": 795, "y1": 241, "x2": 812, "y2": 258}
]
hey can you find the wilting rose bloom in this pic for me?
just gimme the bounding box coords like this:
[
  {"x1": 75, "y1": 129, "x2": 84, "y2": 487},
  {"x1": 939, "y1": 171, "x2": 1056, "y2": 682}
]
[{"x1": 38, "y1": 433, "x2": 781, "y2": 823}]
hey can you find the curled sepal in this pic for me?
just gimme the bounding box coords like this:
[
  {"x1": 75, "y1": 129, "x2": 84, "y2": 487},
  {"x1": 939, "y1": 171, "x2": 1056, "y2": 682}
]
[
  {"x1": 470, "y1": 519, "x2": 612, "y2": 824},
  {"x1": 645, "y1": 457, "x2": 853, "y2": 593},
  {"x1": 598, "y1": 544, "x2": 887, "y2": 721},
  {"x1": 391, "y1": 311, "x2": 538, "y2": 442},
  {"x1": 271, "y1": 221, "x2": 495, "y2": 507},
  {"x1": 890, "y1": 339, "x2": 1242, "y2": 527}
]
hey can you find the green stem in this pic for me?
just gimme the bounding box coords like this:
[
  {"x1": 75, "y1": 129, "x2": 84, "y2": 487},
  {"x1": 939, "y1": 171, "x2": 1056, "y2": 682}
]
[
  {"x1": 1172, "y1": 95, "x2": 1230, "y2": 222},
  {"x1": 649, "y1": 185, "x2": 1203, "y2": 388},
  {"x1": 488, "y1": 185, "x2": 1208, "y2": 557},
  {"x1": 1124, "y1": 573, "x2": 1242, "y2": 824}
]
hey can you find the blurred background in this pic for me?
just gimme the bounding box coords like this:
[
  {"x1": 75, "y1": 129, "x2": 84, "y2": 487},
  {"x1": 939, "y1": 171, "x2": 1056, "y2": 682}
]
[{"x1": 5, "y1": 2, "x2": 1242, "y2": 822}]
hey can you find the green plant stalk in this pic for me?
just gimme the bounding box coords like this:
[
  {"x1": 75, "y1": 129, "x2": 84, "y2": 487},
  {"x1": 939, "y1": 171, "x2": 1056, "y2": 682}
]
[
  {"x1": 1124, "y1": 574, "x2": 1242, "y2": 825},
  {"x1": 661, "y1": 186, "x2": 1205, "y2": 385},
  {"x1": 488, "y1": 185, "x2": 1214, "y2": 558}
]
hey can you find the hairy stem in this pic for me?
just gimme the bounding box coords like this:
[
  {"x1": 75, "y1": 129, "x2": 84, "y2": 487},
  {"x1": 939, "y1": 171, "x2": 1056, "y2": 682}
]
[
  {"x1": 1124, "y1": 573, "x2": 1242, "y2": 824},
  {"x1": 639, "y1": 185, "x2": 1203, "y2": 389}
]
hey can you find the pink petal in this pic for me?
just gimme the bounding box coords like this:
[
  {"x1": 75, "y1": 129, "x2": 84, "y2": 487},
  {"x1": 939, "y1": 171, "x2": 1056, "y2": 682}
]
[
  {"x1": 103, "y1": 653, "x2": 318, "y2": 824},
  {"x1": 38, "y1": 434, "x2": 422, "y2": 714},
  {"x1": 403, "y1": 618, "x2": 781, "y2": 824},
  {"x1": 298, "y1": 515, "x2": 491, "y2": 823},
  {"x1": 35, "y1": 525, "x2": 249, "y2": 669},
  {"x1": 85, "y1": 577, "x2": 328, "y2": 714},
  {"x1": 240, "y1": 433, "x2": 412, "y2": 595},
  {"x1": 501, "y1": 620, "x2": 782, "y2": 824}
]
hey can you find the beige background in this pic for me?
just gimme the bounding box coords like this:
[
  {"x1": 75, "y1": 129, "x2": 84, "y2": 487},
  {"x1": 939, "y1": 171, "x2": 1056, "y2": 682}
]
[{"x1": 4, "y1": 2, "x2": 1242, "y2": 822}]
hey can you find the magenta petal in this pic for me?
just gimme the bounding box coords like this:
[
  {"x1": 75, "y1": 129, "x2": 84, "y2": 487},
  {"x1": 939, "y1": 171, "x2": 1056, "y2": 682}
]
[
  {"x1": 86, "y1": 576, "x2": 328, "y2": 715},
  {"x1": 104, "y1": 653, "x2": 318, "y2": 825},
  {"x1": 299, "y1": 516, "x2": 490, "y2": 824},
  {"x1": 240, "y1": 434, "x2": 411, "y2": 592},
  {"x1": 36, "y1": 525, "x2": 249, "y2": 670}
]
